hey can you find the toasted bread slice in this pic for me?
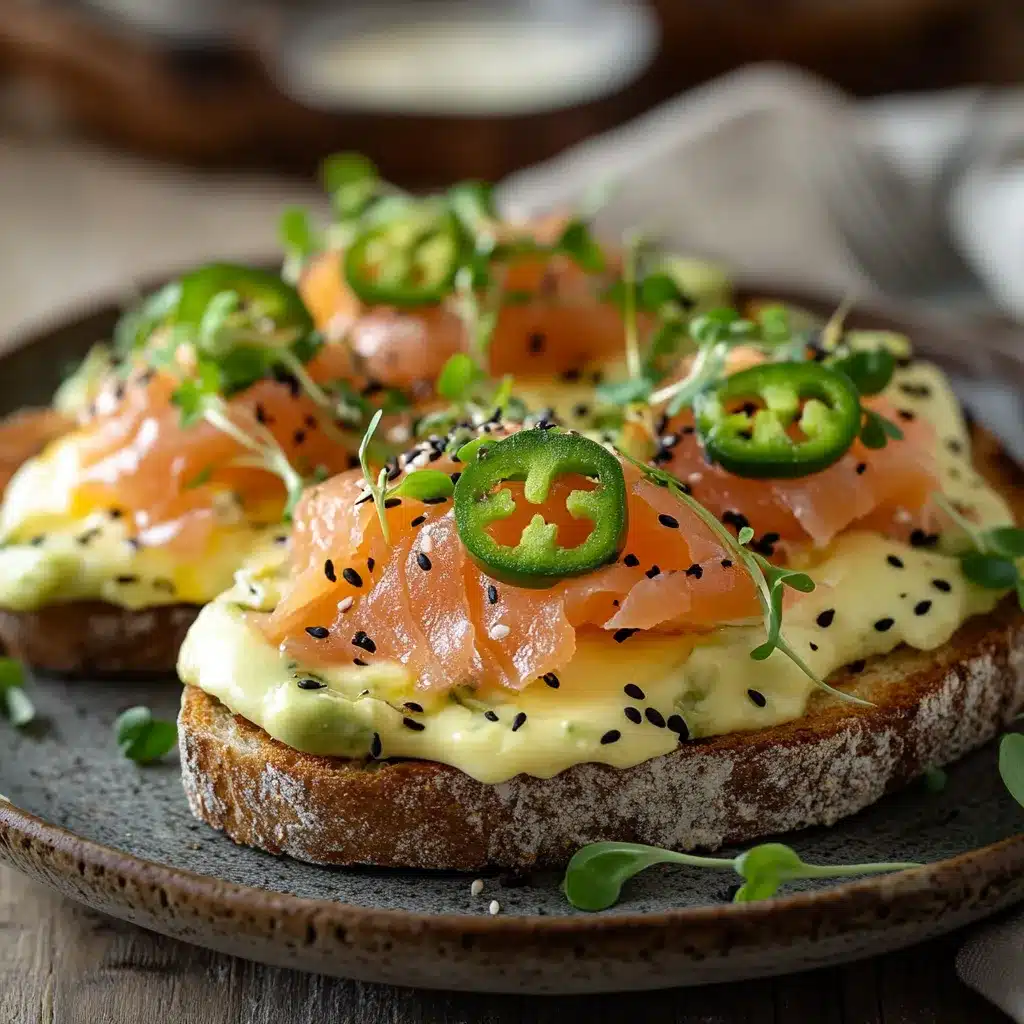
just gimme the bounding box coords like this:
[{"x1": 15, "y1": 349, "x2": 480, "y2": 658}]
[
  {"x1": 0, "y1": 602, "x2": 197, "y2": 676},
  {"x1": 178, "y1": 428, "x2": 1024, "y2": 869}
]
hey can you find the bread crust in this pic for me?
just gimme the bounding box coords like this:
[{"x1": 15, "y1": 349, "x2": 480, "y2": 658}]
[
  {"x1": 178, "y1": 428, "x2": 1024, "y2": 870},
  {"x1": 0, "y1": 602, "x2": 197, "y2": 676}
]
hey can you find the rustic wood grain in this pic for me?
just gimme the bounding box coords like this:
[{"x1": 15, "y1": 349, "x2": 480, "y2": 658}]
[{"x1": 0, "y1": 864, "x2": 1011, "y2": 1024}]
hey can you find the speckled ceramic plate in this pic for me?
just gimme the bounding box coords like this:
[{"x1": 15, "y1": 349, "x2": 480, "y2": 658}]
[{"x1": 1, "y1": 285, "x2": 1023, "y2": 994}]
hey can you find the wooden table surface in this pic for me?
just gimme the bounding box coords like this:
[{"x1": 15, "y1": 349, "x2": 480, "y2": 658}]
[{"x1": 0, "y1": 863, "x2": 1012, "y2": 1024}]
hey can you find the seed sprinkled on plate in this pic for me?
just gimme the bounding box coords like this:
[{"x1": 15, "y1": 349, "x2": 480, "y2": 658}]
[
  {"x1": 471, "y1": 879, "x2": 484, "y2": 896},
  {"x1": 488, "y1": 900, "x2": 501, "y2": 916}
]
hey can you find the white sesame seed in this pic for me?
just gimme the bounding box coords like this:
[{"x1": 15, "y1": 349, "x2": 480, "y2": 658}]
[
  {"x1": 337, "y1": 596, "x2": 354, "y2": 612},
  {"x1": 895, "y1": 507, "x2": 912, "y2": 524},
  {"x1": 488, "y1": 900, "x2": 501, "y2": 916},
  {"x1": 387, "y1": 424, "x2": 411, "y2": 444},
  {"x1": 412, "y1": 451, "x2": 431, "y2": 468},
  {"x1": 471, "y1": 879, "x2": 484, "y2": 896},
  {"x1": 488, "y1": 624, "x2": 510, "y2": 641},
  {"x1": 687, "y1": 472, "x2": 703, "y2": 485},
  {"x1": 420, "y1": 533, "x2": 434, "y2": 554}
]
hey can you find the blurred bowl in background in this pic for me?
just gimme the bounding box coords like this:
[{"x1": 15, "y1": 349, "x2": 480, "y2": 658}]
[{"x1": 273, "y1": 0, "x2": 659, "y2": 117}]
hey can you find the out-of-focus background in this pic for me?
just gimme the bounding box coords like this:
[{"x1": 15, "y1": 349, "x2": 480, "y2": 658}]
[{"x1": 2, "y1": 0, "x2": 1023, "y2": 341}]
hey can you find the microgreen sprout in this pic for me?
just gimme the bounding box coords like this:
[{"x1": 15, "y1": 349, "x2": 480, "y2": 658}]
[
  {"x1": 618, "y1": 451, "x2": 871, "y2": 707},
  {"x1": 0, "y1": 657, "x2": 34, "y2": 728},
  {"x1": 934, "y1": 493, "x2": 1024, "y2": 608},
  {"x1": 999, "y1": 733, "x2": 1024, "y2": 808},
  {"x1": 114, "y1": 706, "x2": 177, "y2": 763},
  {"x1": 563, "y1": 840, "x2": 919, "y2": 911}
]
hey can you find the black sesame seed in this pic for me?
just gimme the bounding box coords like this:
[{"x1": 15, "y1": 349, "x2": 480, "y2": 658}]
[
  {"x1": 324, "y1": 559, "x2": 337, "y2": 582},
  {"x1": 305, "y1": 626, "x2": 330, "y2": 639},
  {"x1": 370, "y1": 733, "x2": 382, "y2": 757},
  {"x1": 667, "y1": 714, "x2": 689, "y2": 740},
  {"x1": 487, "y1": 584, "x2": 499, "y2": 605},
  {"x1": 416, "y1": 552, "x2": 432, "y2": 572},
  {"x1": 542, "y1": 672, "x2": 560, "y2": 689},
  {"x1": 855, "y1": 462, "x2": 867, "y2": 475},
  {"x1": 352, "y1": 631, "x2": 377, "y2": 654},
  {"x1": 115, "y1": 574, "x2": 138, "y2": 585},
  {"x1": 254, "y1": 403, "x2": 269, "y2": 425},
  {"x1": 410, "y1": 515, "x2": 426, "y2": 527},
  {"x1": 528, "y1": 331, "x2": 546, "y2": 353},
  {"x1": 624, "y1": 706, "x2": 642, "y2": 724},
  {"x1": 573, "y1": 403, "x2": 590, "y2": 419},
  {"x1": 561, "y1": 368, "x2": 582, "y2": 382},
  {"x1": 297, "y1": 678, "x2": 325, "y2": 690},
  {"x1": 899, "y1": 382, "x2": 932, "y2": 398},
  {"x1": 29, "y1": 535, "x2": 45, "y2": 547},
  {"x1": 747, "y1": 689, "x2": 767, "y2": 708},
  {"x1": 816, "y1": 609, "x2": 835, "y2": 628},
  {"x1": 721, "y1": 559, "x2": 733, "y2": 569},
  {"x1": 623, "y1": 553, "x2": 640, "y2": 568},
  {"x1": 685, "y1": 563, "x2": 704, "y2": 579},
  {"x1": 353, "y1": 658, "x2": 368, "y2": 667},
  {"x1": 342, "y1": 567, "x2": 364, "y2": 588},
  {"x1": 624, "y1": 683, "x2": 646, "y2": 700},
  {"x1": 108, "y1": 507, "x2": 123, "y2": 519},
  {"x1": 914, "y1": 600, "x2": 932, "y2": 616},
  {"x1": 403, "y1": 701, "x2": 424, "y2": 713},
  {"x1": 645, "y1": 707, "x2": 666, "y2": 728},
  {"x1": 366, "y1": 557, "x2": 375, "y2": 572},
  {"x1": 613, "y1": 628, "x2": 639, "y2": 643},
  {"x1": 910, "y1": 529, "x2": 940, "y2": 549},
  {"x1": 600, "y1": 729, "x2": 621, "y2": 745},
  {"x1": 809, "y1": 642, "x2": 819, "y2": 651},
  {"x1": 848, "y1": 659, "x2": 867, "y2": 673},
  {"x1": 384, "y1": 497, "x2": 402, "y2": 509},
  {"x1": 511, "y1": 712, "x2": 527, "y2": 732},
  {"x1": 422, "y1": 496, "x2": 449, "y2": 505},
  {"x1": 293, "y1": 429, "x2": 307, "y2": 446},
  {"x1": 450, "y1": 472, "x2": 461, "y2": 485},
  {"x1": 645, "y1": 564, "x2": 661, "y2": 579},
  {"x1": 897, "y1": 409, "x2": 916, "y2": 421},
  {"x1": 946, "y1": 438, "x2": 963, "y2": 455},
  {"x1": 305, "y1": 414, "x2": 317, "y2": 429},
  {"x1": 723, "y1": 510, "x2": 750, "y2": 533},
  {"x1": 658, "y1": 513, "x2": 680, "y2": 530},
  {"x1": 484, "y1": 710, "x2": 499, "y2": 722},
  {"x1": 933, "y1": 578, "x2": 952, "y2": 592},
  {"x1": 887, "y1": 555, "x2": 904, "y2": 569},
  {"x1": 874, "y1": 617, "x2": 895, "y2": 632},
  {"x1": 403, "y1": 717, "x2": 425, "y2": 732},
  {"x1": 76, "y1": 528, "x2": 101, "y2": 546}
]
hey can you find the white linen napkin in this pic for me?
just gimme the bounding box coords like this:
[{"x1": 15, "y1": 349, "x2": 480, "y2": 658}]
[{"x1": 500, "y1": 64, "x2": 1024, "y2": 1018}]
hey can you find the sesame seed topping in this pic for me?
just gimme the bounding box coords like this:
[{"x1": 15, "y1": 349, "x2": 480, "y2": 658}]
[
  {"x1": 624, "y1": 706, "x2": 642, "y2": 724},
  {"x1": 115, "y1": 574, "x2": 138, "y2": 585},
  {"x1": 403, "y1": 701, "x2": 423, "y2": 713},
  {"x1": 624, "y1": 683, "x2": 645, "y2": 700},
  {"x1": 511, "y1": 712, "x2": 527, "y2": 732},
  {"x1": 528, "y1": 331, "x2": 545, "y2": 353},
  {"x1": 887, "y1": 555, "x2": 904, "y2": 568},
  {"x1": 721, "y1": 559, "x2": 733, "y2": 568},
  {"x1": 816, "y1": 609, "x2": 835, "y2": 628},
  {"x1": 403, "y1": 717, "x2": 425, "y2": 732},
  {"x1": 614, "y1": 628, "x2": 638, "y2": 643},
  {"x1": 488, "y1": 900, "x2": 501, "y2": 916},
  {"x1": 305, "y1": 626, "x2": 330, "y2": 639},
  {"x1": 487, "y1": 584, "x2": 499, "y2": 605},
  {"x1": 910, "y1": 529, "x2": 940, "y2": 549},
  {"x1": 293, "y1": 428, "x2": 307, "y2": 446},
  {"x1": 667, "y1": 714, "x2": 689, "y2": 739},
  {"x1": 645, "y1": 564, "x2": 661, "y2": 579},
  {"x1": 324, "y1": 559, "x2": 337, "y2": 582},
  {"x1": 384, "y1": 497, "x2": 402, "y2": 509},
  {"x1": 352, "y1": 631, "x2": 377, "y2": 653},
  {"x1": 542, "y1": 673, "x2": 560, "y2": 689},
  {"x1": 855, "y1": 463, "x2": 867, "y2": 475},
  {"x1": 420, "y1": 533, "x2": 434, "y2": 554},
  {"x1": 410, "y1": 514, "x2": 426, "y2": 527},
  {"x1": 933, "y1": 578, "x2": 952, "y2": 592},
  {"x1": 658, "y1": 513, "x2": 679, "y2": 530},
  {"x1": 874, "y1": 617, "x2": 895, "y2": 632},
  {"x1": 897, "y1": 409, "x2": 916, "y2": 421},
  {"x1": 600, "y1": 730, "x2": 621, "y2": 745},
  {"x1": 809, "y1": 642, "x2": 819, "y2": 651},
  {"x1": 416, "y1": 552, "x2": 433, "y2": 572},
  {"x1": 484, "y1": 710, "x2": 499, "y2": 722},
  {"x1": 914, "y1": 600, "x2": 932, "y2": 616},
  {"x1": 747, "y1": 689, "x2": 767, "y2": 708},
  {"x1": 342, "y1": 567, "x2": 363, "y2": 588},
  {"x1": 623, "y1": 554, "x2": 640, "y2": 567},
  {"x1": 370, "y1": 733, "x2": 382, "y2": 758},
  {"x1": 489, "y1": 623, "x2": 511, "y2": 641},
  {"x1": 471, "y1": 879, "x2": 485, "y2": 896},
  {"x1": 297, "y1": 678, "x2": 325, "y2": 690},
  {"x1": 422, "y1": 496, "x2": 449, "y2": 505},
  {"x1": 685, "y1": 563, "x2": 703, "y2": 579},
  {"x1": 337, "y1": 596, "x2": 354, "y2": 612},
  {"x1": 645, "y1": 707, "x2": 666, "y2": 728},
  {"x1": 367, "y1": 557, "x2": 375, "y2": 572}
]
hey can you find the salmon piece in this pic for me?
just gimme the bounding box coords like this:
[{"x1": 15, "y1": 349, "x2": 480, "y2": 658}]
[{"x1": 0, "y1": 408, "x2": 72, "y2": 492}]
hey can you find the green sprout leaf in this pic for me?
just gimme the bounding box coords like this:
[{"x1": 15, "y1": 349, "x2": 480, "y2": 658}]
[
  {"x1": 358, "y1": 410, "x2": 390, "y2": 544},
  {"x1": 556, "y1": 220, "x2": 605, "y2": 274},
  {"x1": 388, "y1": 469, "x2": 455, "y2": 503},
  {"x1": 279, "y1": 207, "x2": 320, "y2": 282},
  {"x1": 436, "y1": 353, "x2": 481, "y2": 401},
  {"x1": 961, "y1": 551, "x2": 1019, "y2": 590},
  {"x1": 860, "y1": 409, "x2": 904, "y2": 449},
  {"x1": 737, "y1": 525, "x2": 755, "y2": 546},
  {"x1": 596, "y1": 376, "x2": 654, "y2": 407},
  {"x1": 114, "y1": 706, "x2": 177, "y2": 763},
  {"x1": 113, "y1": 280, "x2": 182, "y2": 353},
  {"x1": 830, "y1": 347, "x2": 896, "y2": 396},
  {"x1": 985, "y1": 527, "x2": 1024, "y2": 559},
  {"x1": 999, "y1": 733, "x2": 1024, "y2": 808},
  {"x1": 321, "y1": 152, "x2": 379, "y2": 218},
  {"x1": 0, "y1": 657, "x2": 34, "y2": 728}
]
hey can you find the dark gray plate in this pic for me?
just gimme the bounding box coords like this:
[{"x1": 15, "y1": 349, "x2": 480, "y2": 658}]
[{"x1": 1, "y1": 286, "x2": 1023, "y2": 994}]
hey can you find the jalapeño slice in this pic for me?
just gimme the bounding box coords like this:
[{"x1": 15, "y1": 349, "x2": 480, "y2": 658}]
[
  {"x1": 176, "y1": 263, "x2": 313, "y2": 333},
  {"x1": 344, "y1": 209, "x2": 462, "y2": 307},
  {"x1": 453, "y1": 430, "x2": 628, "y2": 589},
  {"x1": 694, "y1": 362, "x2": 862, "y2": 479}
]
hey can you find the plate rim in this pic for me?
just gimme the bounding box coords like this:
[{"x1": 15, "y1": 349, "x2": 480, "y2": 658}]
[{"x1": 1, "y1": 279, "x2": 1023, "y2": 953}]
